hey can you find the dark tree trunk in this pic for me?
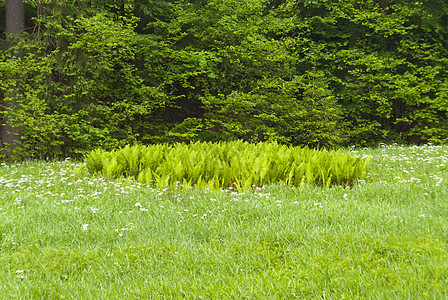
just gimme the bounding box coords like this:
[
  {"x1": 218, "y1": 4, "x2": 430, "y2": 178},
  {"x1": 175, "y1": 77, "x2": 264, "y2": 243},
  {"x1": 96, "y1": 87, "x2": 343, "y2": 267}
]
[{"x1": 2, "y1": 0, "x2": 25, "y2": 159}]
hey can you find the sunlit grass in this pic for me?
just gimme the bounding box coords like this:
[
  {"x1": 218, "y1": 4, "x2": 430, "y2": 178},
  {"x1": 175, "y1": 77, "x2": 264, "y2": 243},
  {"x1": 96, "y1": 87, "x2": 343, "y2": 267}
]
[{"x1": 1, "y1": 144, "x2": 448, "y2": 298}]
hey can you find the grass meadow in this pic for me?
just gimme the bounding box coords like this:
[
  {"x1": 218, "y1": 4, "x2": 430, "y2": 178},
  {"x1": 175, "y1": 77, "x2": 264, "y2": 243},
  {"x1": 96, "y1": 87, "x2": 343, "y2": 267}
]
[{"x1": 1, "y1": 144, "x2": 448, "y2": 299}]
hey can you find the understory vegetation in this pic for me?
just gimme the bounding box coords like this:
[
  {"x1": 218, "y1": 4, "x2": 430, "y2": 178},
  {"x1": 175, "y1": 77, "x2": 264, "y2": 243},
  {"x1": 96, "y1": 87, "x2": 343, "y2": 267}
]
[
  {"x1": 84, "y1": 141, "x2": 371, "y2": 190},
  {"x1": 1, "y1": 144, "x2": 447, "y2": 298}
]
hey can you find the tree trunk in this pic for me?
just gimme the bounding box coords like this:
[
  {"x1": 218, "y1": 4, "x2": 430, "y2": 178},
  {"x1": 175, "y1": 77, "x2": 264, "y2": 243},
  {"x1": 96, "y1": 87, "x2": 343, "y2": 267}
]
[
  {"x1": 2, "y1": 0, "x2": 25, "y2": 159},
  {"x1": 6, "y1": 0, "x2": 25, "y2": 35}
]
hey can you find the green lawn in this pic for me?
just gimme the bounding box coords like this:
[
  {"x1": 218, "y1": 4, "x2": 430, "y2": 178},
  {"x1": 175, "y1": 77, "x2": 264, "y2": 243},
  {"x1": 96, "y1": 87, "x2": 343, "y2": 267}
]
[{"x1": 1, "y1": 144, "x2": 448, "y2": 299}]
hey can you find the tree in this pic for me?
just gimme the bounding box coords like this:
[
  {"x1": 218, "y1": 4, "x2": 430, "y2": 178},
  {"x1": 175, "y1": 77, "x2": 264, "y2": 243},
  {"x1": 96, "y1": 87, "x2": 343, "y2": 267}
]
[
  {"x1": 5, "y1": 0, "x2": 24, "y2": 35},
  {"x1": 1, "y1": 0, "x2": 447, "y2": 159},
  {"x1": 1, "y1": 0, "x2": 24, "y2": 158}
]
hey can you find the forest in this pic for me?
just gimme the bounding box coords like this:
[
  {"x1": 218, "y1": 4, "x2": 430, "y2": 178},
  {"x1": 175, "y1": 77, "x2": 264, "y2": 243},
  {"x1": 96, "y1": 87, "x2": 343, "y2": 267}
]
[{"x1": 1, "y1": 0, "x2": 448, "y2": 159}]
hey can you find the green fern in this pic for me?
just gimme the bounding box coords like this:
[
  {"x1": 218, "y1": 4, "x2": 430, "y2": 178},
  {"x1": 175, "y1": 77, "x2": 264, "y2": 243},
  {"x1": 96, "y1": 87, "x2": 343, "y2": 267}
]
[{"x1": 84, "y1": 141, "x2": 372, "y2": 190}]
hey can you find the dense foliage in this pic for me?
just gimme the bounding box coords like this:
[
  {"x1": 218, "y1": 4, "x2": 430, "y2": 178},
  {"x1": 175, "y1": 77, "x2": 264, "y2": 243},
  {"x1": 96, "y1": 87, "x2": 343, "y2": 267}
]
[
  {"x1": 1, "y1": 0, "x2": 447, "y2": 158},
  {"x1": 84, "y1": 141, "x2": 371, "y2": 189}
]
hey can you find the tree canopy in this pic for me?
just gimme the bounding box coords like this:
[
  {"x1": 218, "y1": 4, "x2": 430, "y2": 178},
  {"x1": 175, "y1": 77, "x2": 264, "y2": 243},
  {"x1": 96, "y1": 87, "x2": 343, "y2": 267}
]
[{"x1": 1, "y1": 0, "x2": 447, "y2": 159}]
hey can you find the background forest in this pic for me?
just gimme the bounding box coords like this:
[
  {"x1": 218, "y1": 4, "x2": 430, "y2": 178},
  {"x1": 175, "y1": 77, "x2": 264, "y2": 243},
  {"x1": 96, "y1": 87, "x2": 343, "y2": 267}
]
[{"x1": 1, "y1": 0, "x2": 448, "y2": 159}]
